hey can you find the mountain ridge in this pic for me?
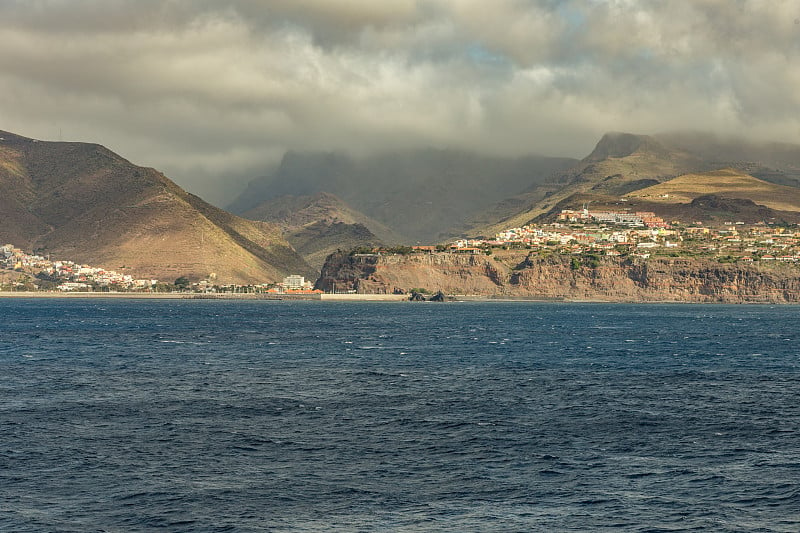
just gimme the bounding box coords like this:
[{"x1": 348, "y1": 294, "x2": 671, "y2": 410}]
[
  {"x1": 228, "y1": 148, "x2": 579, "y2": 243},
  {"x1": 0, "y1": 130, "x2": 313, "y2": 284},
  {"x1": 467, "y1": 131, "x2": 800, "y2": 237},
  {"x1": 243, "y1": 192, "x2": 398, "y2": 271}
]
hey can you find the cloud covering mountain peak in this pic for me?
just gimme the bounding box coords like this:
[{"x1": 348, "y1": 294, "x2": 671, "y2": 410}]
[{"x1": 1, "y1": 1, "x2": 798, "y2": 204}]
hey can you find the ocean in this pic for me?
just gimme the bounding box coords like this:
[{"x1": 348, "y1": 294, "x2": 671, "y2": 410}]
[{"x1": 1, "y1": 299, "x2": 799, "y2": 532}]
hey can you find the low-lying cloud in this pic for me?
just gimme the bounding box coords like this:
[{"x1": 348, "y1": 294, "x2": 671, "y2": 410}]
[{"x1": 1, "y1": 0, "x2": 798, "y2": 204}]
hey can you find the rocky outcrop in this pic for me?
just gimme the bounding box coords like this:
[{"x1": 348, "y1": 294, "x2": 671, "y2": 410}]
[
  {"x1": 317, "y1": 251, "x2": 507, "y2": 296},
  {"x1": 316, "y1": 250, "x2": 800, "y2": 303}
]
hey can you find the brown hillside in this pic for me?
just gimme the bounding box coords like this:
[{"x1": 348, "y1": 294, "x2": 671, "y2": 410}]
[
  {"x1": 244, "y1": 192, "x2": 402, "y2": 244},
  {"x1": 0, "y1": 130, "x2": 312, "y2": 284},
  {"x1": 470, "y1": 132, "x2": 800, "y2": 237},
  {"x1": 243, "y1": 192, "x2": 401, "y2": 271},
  {"x1": 470, "y1": 132, "x2": 710, "y2": 236},
  {"x1": 625, "y1": 169, "x2": 800, "y2": 212},
  {"x1": 539, "y1": 191, "x2": 800, "y2": 225}
]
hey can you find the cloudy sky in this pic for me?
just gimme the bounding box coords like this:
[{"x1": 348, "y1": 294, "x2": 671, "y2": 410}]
[{"x1": 1, "y1": 0, "x2": 799, "y2": 204}]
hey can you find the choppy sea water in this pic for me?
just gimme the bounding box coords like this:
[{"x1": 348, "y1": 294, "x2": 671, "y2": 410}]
[{"x1": 1, "y1": 299, "x2": 799, "y2": 532}]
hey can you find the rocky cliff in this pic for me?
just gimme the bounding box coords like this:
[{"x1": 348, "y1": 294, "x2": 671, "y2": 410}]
[{"x1": 316, "y1": 250, "x2": 800, "y2": 303}]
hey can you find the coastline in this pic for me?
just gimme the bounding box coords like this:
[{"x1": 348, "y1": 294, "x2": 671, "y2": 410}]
[
  {"x1": 0, "y1": 291, "x2": 300, "y2": 300},
  {"x1": 0, "y1": 291, "x2": 407, "y2": 301},
  {"x1": 0, "y1": 291, "x2": 790, "y2": 304},
  {"x1": 317, "y1": 251, "x2": 800, "y2": 304}
]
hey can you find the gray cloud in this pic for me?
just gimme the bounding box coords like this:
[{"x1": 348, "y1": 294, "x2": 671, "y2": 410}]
[{"x1": 1, "y1": 0, "x2": 798, "y2": 205}]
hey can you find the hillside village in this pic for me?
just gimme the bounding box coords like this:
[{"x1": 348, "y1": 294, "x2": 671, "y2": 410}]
[
  {"x1": 456, "y1": 211, "x2": 800, "y2": 261},
  {"x1": 1, "y1": 244, "x2": 320, "y2": 294},
  {"x1": 1, "y1": 244, "x2": 159, "y2": 292},
  {"x1": 439, "y1": 208, "x2": 800, "y2": 263}
]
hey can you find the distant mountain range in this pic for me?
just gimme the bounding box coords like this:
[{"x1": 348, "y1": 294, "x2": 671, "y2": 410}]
[
  {"x1": 228, "y1": 149, "x2": 578, "y2": 243},
  {"x1": 4, "y1": 128, "x2": 800, "y2": 284},
  {"x1": 468, "y1": 132, "x2": 800, "y2": 236},
  {"x1": 0, "y1": 131, "x2": 313, "y2": 284},
  {"x1": 242, "y1": 192, "x2": 403, "y2": 271},
  {"x1": 231, "y1": 133, "x2": 800, "y2": 246}
]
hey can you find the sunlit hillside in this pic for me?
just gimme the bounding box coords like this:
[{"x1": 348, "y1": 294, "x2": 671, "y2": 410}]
[{"x1": 626, "y1": 169, "x2": 800, "y2": 212}]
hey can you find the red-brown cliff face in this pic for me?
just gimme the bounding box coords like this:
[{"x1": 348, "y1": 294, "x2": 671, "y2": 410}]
[{"x1": 316, "y1": 250, "x2": 800, "y2": 303}]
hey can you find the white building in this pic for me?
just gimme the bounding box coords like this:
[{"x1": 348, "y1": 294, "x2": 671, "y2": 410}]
[{"x1": 283, "y1": 275, "x2": 308, "y2": 290}]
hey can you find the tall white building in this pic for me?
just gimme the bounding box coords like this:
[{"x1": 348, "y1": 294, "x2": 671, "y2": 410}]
[{"x1": 283, "y1": 275, "x2": 306, "y2": 290}]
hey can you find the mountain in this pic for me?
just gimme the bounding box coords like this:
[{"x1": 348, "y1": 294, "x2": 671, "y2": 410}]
[
  {"x1": 540, "y1": 192, "x2": 800, "y2": 229},
  {"x1": 243, "y1": 192, "x2": 402, "y2": 243},
  {"x1": 243, "y1": 192, "x2": 401, "y2": 271},
  {"x1": 0, "y1": 130, "x2": 313, "y2": 284},
  {"x1": 467, "y1": 132, "x2": 707, "y2": 235},
  {"x1": 654, "y1": 131, "x2": 800, "y2": 187},
  {"x1": 228, "y1": 149, "x2": 578, "y2": 243},
  {"x1": 626, "y1": 168, "x2": 800, "y2": 212},
  {"x1": 470, "y1": 132, "x2": 800, "y2": 236}
]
